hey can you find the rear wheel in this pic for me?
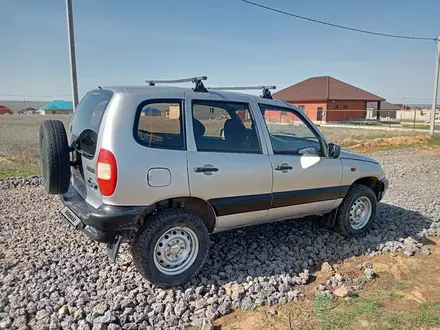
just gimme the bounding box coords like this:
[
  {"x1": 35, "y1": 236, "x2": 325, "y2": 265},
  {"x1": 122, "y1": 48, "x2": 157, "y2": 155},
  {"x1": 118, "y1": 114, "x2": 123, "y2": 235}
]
[
  {"x1": 334, "y1": 184, "x2": 377, "y2": 237},
  {"x1": 39, "y1": 120, "x2": 71, "y2": 194},
  {"x1": 131, "y1": 209, "x2": 210, "y2": 287}
]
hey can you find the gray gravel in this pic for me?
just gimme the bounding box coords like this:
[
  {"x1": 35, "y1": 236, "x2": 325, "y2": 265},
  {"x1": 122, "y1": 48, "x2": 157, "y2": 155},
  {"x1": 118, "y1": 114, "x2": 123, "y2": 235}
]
[{"x1": 1, "y1": 148, "x2": 439, "y2": 329}]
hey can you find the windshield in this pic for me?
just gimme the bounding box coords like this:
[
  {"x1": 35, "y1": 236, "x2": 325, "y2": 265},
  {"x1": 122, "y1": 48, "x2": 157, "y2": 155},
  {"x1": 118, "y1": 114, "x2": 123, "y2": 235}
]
[{"x1": 70, "y1": 89, "x2": 113, "y2": 137}]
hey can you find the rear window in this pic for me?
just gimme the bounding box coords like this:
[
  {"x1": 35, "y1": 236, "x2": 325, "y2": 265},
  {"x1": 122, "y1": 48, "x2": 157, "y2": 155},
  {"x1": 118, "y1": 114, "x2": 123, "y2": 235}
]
[
  {"x1": 134, "y1": 100, "x2": 184, "y2": 150},
  {"x1": 70, "y1": 90, "x2": 113, "y2": 137}
]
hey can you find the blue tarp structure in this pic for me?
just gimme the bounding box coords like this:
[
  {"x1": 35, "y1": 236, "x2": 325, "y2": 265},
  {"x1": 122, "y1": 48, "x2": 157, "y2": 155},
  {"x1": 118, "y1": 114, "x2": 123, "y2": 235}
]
[
  {"x1": 142, "y1": 107, "x2": 161, "y2": 116},
  {"x1": 41, "y1": 100, "x2": 73, "y2": 110}
]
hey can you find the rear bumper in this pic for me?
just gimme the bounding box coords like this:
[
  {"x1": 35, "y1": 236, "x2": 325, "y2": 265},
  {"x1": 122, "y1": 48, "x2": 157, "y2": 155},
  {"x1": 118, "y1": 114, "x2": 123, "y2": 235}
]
[
  {"x1": 378, "y1": 177, "x2": 389, "y2": 202},
  {"x1": 60, "y1": 184, "x2": 146, "y2": 243}
]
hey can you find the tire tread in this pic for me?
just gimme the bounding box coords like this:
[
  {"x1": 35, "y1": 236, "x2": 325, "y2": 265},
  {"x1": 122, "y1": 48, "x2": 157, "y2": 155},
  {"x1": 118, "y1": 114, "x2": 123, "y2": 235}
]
[
  {"x1": 39, "y1": 120, "x2": 70, "y2": 194},
  {"x1": 334, "y1": 184, "x2": 377, "y2": 237},
  {"x1": 131, "y1": 208, "x2": 209, "y2": 287}
]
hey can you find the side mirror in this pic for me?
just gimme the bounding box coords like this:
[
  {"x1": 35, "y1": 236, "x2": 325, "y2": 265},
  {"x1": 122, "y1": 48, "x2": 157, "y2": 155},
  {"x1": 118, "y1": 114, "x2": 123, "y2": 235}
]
[
  {"x1": 220, "y1": 128, "x2": 225, "y2": 139},
  {"x1": 328, "y1": 143, "x2": 341, "y2": 158}
]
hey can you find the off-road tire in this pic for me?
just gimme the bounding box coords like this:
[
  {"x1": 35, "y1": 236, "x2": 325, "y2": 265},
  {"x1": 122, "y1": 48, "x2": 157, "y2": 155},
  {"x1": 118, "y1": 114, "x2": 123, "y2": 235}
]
[
  {"x1": 131, "y1": 209, "x2": 210, "y2": 287},
  {"x1": 334, "y1": 184, "x2": 377, "y2": 237},
  {"x1": 39, "y1": 120, "x2": 70, "y2": 195}
]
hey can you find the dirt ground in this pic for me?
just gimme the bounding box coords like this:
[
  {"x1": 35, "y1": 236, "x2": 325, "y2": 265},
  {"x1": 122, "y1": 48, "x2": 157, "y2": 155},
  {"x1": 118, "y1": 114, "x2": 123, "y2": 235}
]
[{"x1": 214, "y1": 237, "x2": 440, "y2": 330}]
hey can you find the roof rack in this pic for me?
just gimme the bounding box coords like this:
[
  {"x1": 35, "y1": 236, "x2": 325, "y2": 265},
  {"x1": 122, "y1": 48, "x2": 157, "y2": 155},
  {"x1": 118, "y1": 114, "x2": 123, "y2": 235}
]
[
  {"x1": 145, "y1": 76, "x2": 208, "y2": 93},
  {"x1": 208, "y1": 86, "x2": 276, "y2": 99}
]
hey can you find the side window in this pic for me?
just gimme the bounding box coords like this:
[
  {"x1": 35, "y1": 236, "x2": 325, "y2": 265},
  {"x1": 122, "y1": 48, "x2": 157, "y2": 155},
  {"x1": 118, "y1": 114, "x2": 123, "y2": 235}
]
[
  {"x1": 259, "y1": 104, "x2": 322, "y2": 155},
  {"x1": 192, "y1": 101, "x2": 260, "y2": 154},
  {"x1": 135, "y1": 100, "x2": 184, "y2": 150}
]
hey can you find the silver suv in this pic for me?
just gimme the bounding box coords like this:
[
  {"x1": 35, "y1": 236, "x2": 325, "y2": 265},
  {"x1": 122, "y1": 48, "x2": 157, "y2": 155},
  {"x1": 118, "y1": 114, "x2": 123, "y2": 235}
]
[{"x1": 39, "y1": 77, "x2": 388, "y2": 287}]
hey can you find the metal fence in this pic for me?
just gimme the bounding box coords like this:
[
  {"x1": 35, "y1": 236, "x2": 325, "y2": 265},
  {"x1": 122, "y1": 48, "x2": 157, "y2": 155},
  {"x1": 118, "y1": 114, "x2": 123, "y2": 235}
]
[
  {"x1": 264, "y1": 108, "x2": 439, "y2": 149},
  {"x1": 291, "y1": 109, "x2": 440, "y2": 131}
]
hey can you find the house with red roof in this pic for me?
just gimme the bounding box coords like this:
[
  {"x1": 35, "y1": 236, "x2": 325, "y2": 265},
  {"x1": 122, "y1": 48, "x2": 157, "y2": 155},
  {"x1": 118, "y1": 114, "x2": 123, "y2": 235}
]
[
  {"x1": 273, "y1": 76, "x2": 386, "y2": 122},
  {"x1": 0, "y1": 105, "x2": 11, "y2": 115}
]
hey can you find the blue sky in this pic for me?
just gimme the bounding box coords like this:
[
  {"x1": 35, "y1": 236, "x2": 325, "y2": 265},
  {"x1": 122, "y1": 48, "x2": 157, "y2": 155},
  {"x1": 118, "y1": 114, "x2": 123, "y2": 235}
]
[{"x1": 1, "y1": 0, "x2": 439, "y2": 103}]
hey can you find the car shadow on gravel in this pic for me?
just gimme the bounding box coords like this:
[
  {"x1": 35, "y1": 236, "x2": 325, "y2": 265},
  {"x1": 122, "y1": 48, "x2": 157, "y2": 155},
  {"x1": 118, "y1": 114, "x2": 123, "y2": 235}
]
[{"x1": 189, "y1": 203, "x2": 436, "y2": 287}]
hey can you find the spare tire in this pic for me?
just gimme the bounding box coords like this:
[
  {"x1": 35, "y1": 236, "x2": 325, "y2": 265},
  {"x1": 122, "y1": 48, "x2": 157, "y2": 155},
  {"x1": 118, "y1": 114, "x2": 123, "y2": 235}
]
[{"x1": 39, "y1": 120, "x2": 71, "y2": 194}]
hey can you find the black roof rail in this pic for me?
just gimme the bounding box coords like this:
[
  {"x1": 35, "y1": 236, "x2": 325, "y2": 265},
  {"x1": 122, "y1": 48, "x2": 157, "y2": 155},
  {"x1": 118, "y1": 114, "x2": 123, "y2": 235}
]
[
  {"x1": 208, "y1": 86, "x2": 276, "y2": 99},
  {"x1": 145, "y1": 76, "x2": 208, "y2": 93}
]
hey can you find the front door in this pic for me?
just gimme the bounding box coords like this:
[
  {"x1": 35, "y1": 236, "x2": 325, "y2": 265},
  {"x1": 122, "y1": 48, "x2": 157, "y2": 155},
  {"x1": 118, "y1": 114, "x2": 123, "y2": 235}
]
[
  {"x1": 258, "y1": 103, "x2": 343, "y2": 222},
  {"x1": 186, "y1": 96, "x2": 273, "y2": 230},
  {"x1": 317, "y1": 107, "x2": 323, "y2": 121}
]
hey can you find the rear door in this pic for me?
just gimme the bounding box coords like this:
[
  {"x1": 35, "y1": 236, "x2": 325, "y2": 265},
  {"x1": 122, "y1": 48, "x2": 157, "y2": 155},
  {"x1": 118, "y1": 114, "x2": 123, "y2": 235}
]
[
  {"x1": 186, "y1": 93, "x2": 273, "y2": 230},
  {"x1": 258, "y1": 103, "x2": 344, "y2": 222},
  {"x1": 69, "y1": 89, "x2": 113, "y2": 208}
]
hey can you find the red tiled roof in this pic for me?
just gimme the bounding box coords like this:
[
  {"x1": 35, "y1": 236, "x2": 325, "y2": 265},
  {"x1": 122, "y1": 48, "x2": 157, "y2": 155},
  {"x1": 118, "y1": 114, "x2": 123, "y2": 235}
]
[{"x1": 273, "y1": 76, "x2": 385, "y2": 102}]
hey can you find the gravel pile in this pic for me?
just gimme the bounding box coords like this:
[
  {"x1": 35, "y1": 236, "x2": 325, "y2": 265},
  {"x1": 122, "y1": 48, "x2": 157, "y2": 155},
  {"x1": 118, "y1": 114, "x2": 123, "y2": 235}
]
[
  {"x1": 0, "y1": 177, "x2": 42, "y2": 190},
  {"x1": 1, "y1": 148, "x2": 439, "y2": 329},
  {"x1": 315, "y1": 261, "x2": 377, "y2": 299}
]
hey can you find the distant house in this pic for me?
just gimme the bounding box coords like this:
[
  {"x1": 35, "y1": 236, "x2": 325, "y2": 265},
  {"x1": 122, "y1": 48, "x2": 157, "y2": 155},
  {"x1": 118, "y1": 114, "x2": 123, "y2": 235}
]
[
  {"x1": 273, "y1": 76, "x2": 386, "y2": 122},
  {"x1": 141, "y1": 107, "x2": 161, "y2": 116},
  {"x1": 166, "y1": 104, "x2": 180, "y2": 119},
  {"x1": 367, "y1": 101, "x2": 400, "y2": 110},
  {"x1": 23, "y1": 107, "x2": 37, "y2": 115},
  {"x1": 366, "y1": 101, "x2": 400, "y2": 119},
  {"x1": 394, "y1": 104, "x2": 412, "y2": 111},
  {"x1": 39, "y1": 100, "x2": 73, "y2": 115},
  {"x1": 0, "y1": 105, "x2": 11, "y2": 115}
]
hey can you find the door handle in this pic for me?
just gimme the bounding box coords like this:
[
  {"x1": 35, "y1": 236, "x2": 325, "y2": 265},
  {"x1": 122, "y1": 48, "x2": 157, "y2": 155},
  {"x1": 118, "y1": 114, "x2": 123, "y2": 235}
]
[
  {"x1": 194, "y1": 167, "x2": 219, "y2": 173},
  {"x1": 275, "y1": 164, "x2": 293, "y2": 171}
]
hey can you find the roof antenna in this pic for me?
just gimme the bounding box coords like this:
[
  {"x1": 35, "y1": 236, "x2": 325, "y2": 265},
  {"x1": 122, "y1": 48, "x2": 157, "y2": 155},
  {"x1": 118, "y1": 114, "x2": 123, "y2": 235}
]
[{"x1": 98, "y1": 86, "x2": 102, "y2": 90}]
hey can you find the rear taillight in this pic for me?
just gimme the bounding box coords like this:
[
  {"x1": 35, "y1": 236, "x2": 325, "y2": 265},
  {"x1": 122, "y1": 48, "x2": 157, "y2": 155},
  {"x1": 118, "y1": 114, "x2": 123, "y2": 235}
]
[{"x1": 97, "y1": 148, "x2": 117, "y2": 196}]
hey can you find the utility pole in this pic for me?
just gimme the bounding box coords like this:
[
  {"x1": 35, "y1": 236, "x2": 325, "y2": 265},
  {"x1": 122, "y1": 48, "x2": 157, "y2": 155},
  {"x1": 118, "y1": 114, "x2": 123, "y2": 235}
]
[
  {"x1": 430, "y1": 36, "x2": 440, "y2": 135},
  {"x1": 66, "y1": 0, "x2": 79, "y2": 111}
]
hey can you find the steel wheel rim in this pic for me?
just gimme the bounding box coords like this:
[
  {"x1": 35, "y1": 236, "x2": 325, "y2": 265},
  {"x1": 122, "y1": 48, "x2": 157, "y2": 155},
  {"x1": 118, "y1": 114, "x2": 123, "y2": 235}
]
[
  {"x1": 349, "y1": 196, "x2": 372, "y2": 229},
  {"x1": 153, "y1": 226, "x2": 199, "y2": 275}
]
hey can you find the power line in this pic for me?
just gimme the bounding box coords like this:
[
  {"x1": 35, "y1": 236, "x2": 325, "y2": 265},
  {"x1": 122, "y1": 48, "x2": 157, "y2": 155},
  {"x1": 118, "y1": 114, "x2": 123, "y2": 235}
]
[{"x1": 239, "y1": 0, "x2": 436, "y2": 41}]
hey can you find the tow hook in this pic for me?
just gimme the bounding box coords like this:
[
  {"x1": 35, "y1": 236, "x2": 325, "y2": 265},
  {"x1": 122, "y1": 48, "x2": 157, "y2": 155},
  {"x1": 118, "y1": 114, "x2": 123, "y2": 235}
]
[{"x1": 107, "y1": 234, "x2": 123, "y2": 263}]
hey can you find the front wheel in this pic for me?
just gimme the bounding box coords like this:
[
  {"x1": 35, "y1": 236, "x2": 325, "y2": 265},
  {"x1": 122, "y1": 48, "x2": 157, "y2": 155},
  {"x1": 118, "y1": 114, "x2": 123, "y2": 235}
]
[
  {"x1": 131, "y1": 209, "x2": 210, "y2": 287},
  {"x1": 334, "y1": 184, "x2": 377, "y2": 237}
]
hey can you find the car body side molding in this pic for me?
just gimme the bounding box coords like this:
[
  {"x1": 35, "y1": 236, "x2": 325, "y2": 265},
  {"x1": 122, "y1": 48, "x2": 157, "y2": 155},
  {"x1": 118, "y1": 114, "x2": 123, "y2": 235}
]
[{"x1": 209, "y1": 185, "x2": 350, "y2": 216}]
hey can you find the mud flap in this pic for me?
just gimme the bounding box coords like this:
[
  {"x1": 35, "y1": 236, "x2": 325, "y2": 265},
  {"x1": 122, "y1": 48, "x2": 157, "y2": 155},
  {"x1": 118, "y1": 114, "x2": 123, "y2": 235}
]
[
  {"x1": 107, "y1": 234, "x2": 123, "y2": 263},
  {"x1": 323, "y1": 209, "x2": 338, "y2": 228}
]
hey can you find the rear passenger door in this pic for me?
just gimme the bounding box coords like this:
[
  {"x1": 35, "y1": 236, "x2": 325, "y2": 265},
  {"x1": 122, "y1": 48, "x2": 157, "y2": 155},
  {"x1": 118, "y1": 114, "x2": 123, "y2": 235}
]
[{"x1": 186, "y1": 95, "x2": 273, "y2": 230}]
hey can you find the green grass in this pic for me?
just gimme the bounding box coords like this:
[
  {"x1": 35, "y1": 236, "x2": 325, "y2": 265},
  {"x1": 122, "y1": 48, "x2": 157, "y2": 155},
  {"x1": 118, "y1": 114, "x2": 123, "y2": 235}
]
[
  {"x1": 313, "y1": 292, "x2": 440, "y2": 330},
  {"x1": 0, "y1": 163, "x2": 40, "y2": 179},
  {"x1": 314, "y1": 295, "x2": 335, "y2": 316},
  {"x1": 411, "y1": 302, "x2": 440, "y2": 327},
  {"x1": 389, "y1": 292, "x2": 404, "y2": 302},
  {"x1": 313, "y1": 295, "x2": 348, "y2": 330},
  {"x1": 347, "y1": 297, "x2": 382, "y2": 317},
  {"x1": 428, "y1": 135, "x2": 440, "y2": 146},
  {"x1": 402, "y1": 124, "x2": 440, "y2": 130},
  {"x1": 391, "y1": 282, "x2": 410, "y2": 291},
  {"x1": 376, "y1": 314, "x2": 406, "y2": 329},
  {"x1": 313, "y1": 295, "x2": 383, "y2": 330}
]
